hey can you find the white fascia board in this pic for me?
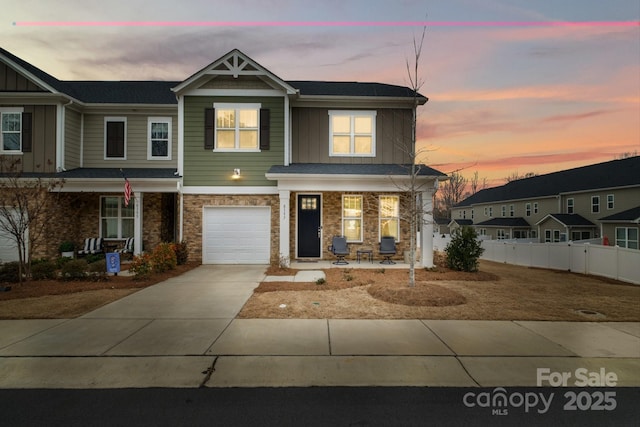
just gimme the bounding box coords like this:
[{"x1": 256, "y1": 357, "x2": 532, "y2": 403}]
[
  {"x1": 0, "y1": 93, "x2": 77, "y2": 104},
  {"x1": 266, "y1": 173, "x2": 437, "y2": 192},
  {"x1": 60, "y1": 178, "x2": 180, "y2": 193},
  {"x1": 182, "y1": 88, "x2": 285, "y2": 97},
  {"x1": 181, "y1": 186, "x2": 278, "y2": 195}
]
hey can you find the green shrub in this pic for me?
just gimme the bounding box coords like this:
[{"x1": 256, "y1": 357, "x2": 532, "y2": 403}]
[
  {"x1": 173, "y1": 241, "x2": 189, "y2": 265},
  {"x1": 0, "y1": 262, "x2": 21, "y2": 283},
  {"x1": 130, "y1": 253, "x2": 153, "y2": 280},
  {"x1": 85, "y1": 254, "x2": 104, "y2": 264},
  {"x1": 445, "y1": 226, "x2": 485, "y2": 272},
  {"x1": 31, "y1": 260, "x2": 57, "y2": 280},
  {"x1": 87, "y1": 259, "x2": 108, "y2": 281},
  {"x1": 56, "y1": 256, "x2": 73, "y2": 269},
  {"x1": 60, "y1": 259, "x2": 89, "y2": 281},
  {"x1": 151, "y1": 242, "x2": 177, "y2": 273}
]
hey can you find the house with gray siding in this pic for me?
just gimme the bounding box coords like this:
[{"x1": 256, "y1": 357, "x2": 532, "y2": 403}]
[
  {"x1": 0, "y1": 47, "x2": 446, "y2": 266},
  {"x1": 451, "y1": 157, "x2": 640, "y2": 249}
]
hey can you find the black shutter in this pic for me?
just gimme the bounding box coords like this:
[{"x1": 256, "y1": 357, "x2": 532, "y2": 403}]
[
  {"x1": 204, "y1": 108, "x2": 214, "y2": 150},
  {"x1": 22, "y1": 112, "x2": 32, "y2": 152},
  {"x1": 259, "y1": 108, "x2": 270, "y2": 150}
]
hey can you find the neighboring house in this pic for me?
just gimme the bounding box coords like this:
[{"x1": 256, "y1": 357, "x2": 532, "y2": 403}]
[
  {"x1": 0, "y1": 47, "x2": 446, "y2": 266},
  {"x1": 451, "y1": 157, "x2": 640, "y2": 247},
  {"x1": 433, "y1": 217, "x2": 450, "y2": 235}
]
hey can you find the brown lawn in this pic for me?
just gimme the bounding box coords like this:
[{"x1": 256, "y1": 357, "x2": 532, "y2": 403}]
[{"x1": 1, "y1": 258, "x2": 638, "y2": 321}]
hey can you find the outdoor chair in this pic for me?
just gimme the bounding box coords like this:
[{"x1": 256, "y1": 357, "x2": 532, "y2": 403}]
[
  {"x1": 115, "y1": 237, "x2": 134, "y2": 254},
  {"x1": 328, "y1": 236, "x2": 350, "y2": 265},
  {"x1": 77, "y1": 237, "x2": 104, "y2": 256},
  {"x1": 379, "y1": 236, "x2": 397, "y2": 264}
]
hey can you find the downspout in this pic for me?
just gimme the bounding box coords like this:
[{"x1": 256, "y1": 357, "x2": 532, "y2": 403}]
[
  {"x1": 284, "y1": 95, "x2": 290, "y2": 166},
  {"x1": 57, "y1": 99, "x2": 73, "y2": 171},
  {"x1": 80, "y1": 113, "x2": 84, "y2": 167}
]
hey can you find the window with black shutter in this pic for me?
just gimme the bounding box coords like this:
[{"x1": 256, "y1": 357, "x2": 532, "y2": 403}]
[{"x1": 105, "y1": 119, "x2": 126, "y2": 158}]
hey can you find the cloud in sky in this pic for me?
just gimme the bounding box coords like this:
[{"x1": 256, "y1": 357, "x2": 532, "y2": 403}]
[{"x1": 3, "y1": 0, "x2": 639, "y2": 185}]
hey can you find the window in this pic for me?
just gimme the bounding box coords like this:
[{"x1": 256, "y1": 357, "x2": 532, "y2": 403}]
[
  {"x1": 484, "y1": 207, "x2": 488, "y2": 216},
  {"x1": 616, "y1": 227, "x2": 639, "y2": 249},
  {"x1": 100, "y1": 196, "x2": 134, "y2": 239},
  {"x1": 571, "y1": 231, "x2": 591, "y2": 241},
  {"x1": 147, "y1": 117, "x2": 171, "y2": 160},
  {"x1": 214, "y1": 103, "x2": 260, "y2": 150},
  {"x1": 501, "y1": 205, "x2": 506, "y2": 217},
  {"x1": 534, "y1": 202, "x2": 538, "y2": 214},
  {"x1": 105, "y1": 117, "x2": 126, "y2": 159},
  {"x1": 497, "y1": 229, "x2": 506, "y2": 239},
  {"x1": 462, "y1": 210, "x2": 466, "y2": 219},
  {"x1": 478, "y1": 228, "x2": 486, "y2": 236},
  {"x1": 591, "y1": 196, "x2": 600, "y2": 213},
  {"x1": 607, "y1": 194, "x2": 614, "y2": 210},
  {"x1": 1, "y1": 108, "x2": 23, "y2": 152},
  {"x1": 554, "y1": 230, "x2": 561, "y2": 242},
  {"x1": 530, "y1": 230, "x2": 537, "y2": 238},
  {"x1": 509, "y1": 205, "x2": 514, "y2": 217},
  {"x1": 525, "y1": 203, "x2": 531, "y2": 217},
  {"x1": 567, "y1": 198, "x2": 574, "y2": 214},
  {"x1": 379, "y1": 196, "x2": 399, "y2": 241},
  {"x1": 545, "y1": 230, "x2": 552, "y2": 243},
  {"x1": 471, "y1": 209, "x2": 474, "y2": 220},
  {"x1": 329, "y1": 110, "x2": 376, "y2": 157},
  {"x1": 342, "y1": 195, "x2": 363, "y2": 242},
  {"x1": 488, "y1": 207, "x2": 493, "y2": 217}
]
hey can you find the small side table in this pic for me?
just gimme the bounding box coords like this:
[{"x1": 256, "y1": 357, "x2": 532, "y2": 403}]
[{"x1": 356, "y1": 248, "x2": 374, "y2": 264}]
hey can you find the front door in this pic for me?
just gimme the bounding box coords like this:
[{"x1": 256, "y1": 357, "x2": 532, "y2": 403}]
[{"x1": 297, "y1": 194, "x2": 321, "y2": 258}]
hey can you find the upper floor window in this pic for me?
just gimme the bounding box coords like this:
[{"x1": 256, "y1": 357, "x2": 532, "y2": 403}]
[
  {"x1": 591, "y1": 196, "x2": 600, "y2": 213},
  {"x1": 607, "y1": 194, "x2": 614, "y2": 210},
  {"x1": 509, "y1": 204, "x2": 514, "y2": 217},
  {"x1": 567, "y1": 198, "x2": 574, "y2": 214},
  {"x1": 1, "y1": 108, "x2": 23, "y2": 153},
  {"x1": 488, "y1": 206, "x2": 493, "y2": 217},
  {"x1": 105, "y1": 117, "x2": 126, "y2": 159},
  {"x1": 342, "y1": 195, "x2": 363, "y2": 242},
  {"x1": 501, "y1": 205, "x2": 506, "y2": 217},
  {"x1": 379, "y1": 196, "x2": 400, "y2": 241},
  {"x1": 484, "y1": 207, "x2": 488, "y2": 216},
  {"x1": 214, "y1": 103, "x2": 260, "y2": 151},
  {"x1": 534, "y1": 202, "x2": 539, "y2": 214},
  {"x1": 148, "y1": 117, "x2": 172, "y2": 160},
  {"x1": 329, "y1": 110, "x2": 376, "y2": 157},
  {"x1": 525, "y1": 203, "x2": 531, "y2": 217}
]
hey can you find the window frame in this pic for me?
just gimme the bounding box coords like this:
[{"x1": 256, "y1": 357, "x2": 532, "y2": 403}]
[
  {"x1": 342, "y1": 195, "x2": 363, "y2": 242},
  {"x1": 591, "y1": 195, "x2": 600, "y2": 214},
  {"x1": 509, "y1": 204, "x2": 514, "y2": 217},
  {"x1": 501, "y1": 205, "x2": 506, "y2": 217},
  {"x1": 379, "y1": 195, "x2": 400, "y2": 242},
  {"x1": 607, "y1": 194, "x2": 614, "y2": 210},
  {"x1": 488, "y1": 207, "x2": 493, "y2": 217},
  {"x1": 615, "y1": 227, "x2": 639, "y2": 249},
  {"x1": 99, "y1": 196, "x2": 135, "y2": 240},
  {"x1": 104, "y1": 116, "x2": 127, "y2": 160},
  {"x1": 0, "y1": 107, "x2": 24, "y2": 153},
  {"x1": 147, "y1": 117, "x2": 172, "y2": 160},
  {"x1": 534, "y1": 202, "x2": 539, "y2": 214},
  {"x1": 328, "y1": 110, "x2": 376, "y2": 157},
  {"x1": 567, "y1": 198, "x2": 574, "y2": 214},
  {"x1": 525, "y1": 203, "x2": 531, "y2": 217},
  {"x1": 213, "y1": 103, "x2": 261, "y2": 152}
]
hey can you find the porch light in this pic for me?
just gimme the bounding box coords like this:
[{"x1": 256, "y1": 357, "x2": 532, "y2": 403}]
[{"x1": 232, "y1": 168, "x2": 241, "y2": 179}]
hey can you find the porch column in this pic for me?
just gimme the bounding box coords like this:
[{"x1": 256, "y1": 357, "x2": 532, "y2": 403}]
[
  {"x1": 421, "y1": 188, "x2": 435, "y2": 268},
  {"x1": 134, "y1": 192, "x2": 143, "y2": 255},
  {"x1": 279, "y1": 190, "x2": 291, "y2": 266}
]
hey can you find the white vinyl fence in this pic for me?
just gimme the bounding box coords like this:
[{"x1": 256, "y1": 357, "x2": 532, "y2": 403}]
[{"x1": 480, "y1": 240, "x2": 640, "y2": 285}]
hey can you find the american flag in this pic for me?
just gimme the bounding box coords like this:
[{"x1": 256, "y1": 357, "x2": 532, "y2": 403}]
[{"x1": 124, "y1": 177, "x2": 132, "y2": 207}]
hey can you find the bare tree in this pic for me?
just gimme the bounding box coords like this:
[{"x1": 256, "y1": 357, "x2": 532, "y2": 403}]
[
  {"x1": 437, "y1": 171, "x2": 468, "y2": 218},
  {"x1": 469, "y1": 171, "x2": 487, "y2": 195},
  {"x1": 0, "y1": 157, "x2": 64, "y2": 282},
  {"x1": 505, "y1": 171, "x2": 537, "y2": 183}
]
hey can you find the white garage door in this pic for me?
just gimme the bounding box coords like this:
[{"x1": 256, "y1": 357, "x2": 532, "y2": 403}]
[{"x1": 203, "y1": 206, "x2": 271, "y2": 264}]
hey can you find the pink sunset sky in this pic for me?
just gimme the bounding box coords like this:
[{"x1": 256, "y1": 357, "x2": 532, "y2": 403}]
[{"x1": 3, "y1": 0, "x2": 639, "y2": 186}]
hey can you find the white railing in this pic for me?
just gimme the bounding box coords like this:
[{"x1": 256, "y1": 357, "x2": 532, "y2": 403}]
[{"x1": 480, "y1": 240, "x2": 640, "y2": 285}]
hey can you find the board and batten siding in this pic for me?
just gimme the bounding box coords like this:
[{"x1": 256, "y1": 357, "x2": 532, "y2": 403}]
[
  {"x1": 0, "y1": 62, "x2": 45, "y2": 91},
  {"x1": 183, "y1": 96, "x2": 285, "y2": 187},
  {"x1": 20, "y1": 105, "x2": 57, "y2": 173},
  {"x1": 81, "y1": 113, "x2": 178, "y2": 168},
  {"x1": 291, "y1": 107, "x2": 413, "y2": 164},
  {"x1": 64, "y1": 108, "x2": 82, "y2": 169}
]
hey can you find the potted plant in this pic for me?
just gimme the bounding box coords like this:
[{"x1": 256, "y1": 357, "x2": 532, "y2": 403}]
[{"x1": 59, "y1": 241, "x2": 75, "y2": 258}]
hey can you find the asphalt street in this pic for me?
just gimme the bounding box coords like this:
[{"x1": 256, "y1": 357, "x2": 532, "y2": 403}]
[{"x1": 1, "y1": 387, "x2": 638, "y2": 427}]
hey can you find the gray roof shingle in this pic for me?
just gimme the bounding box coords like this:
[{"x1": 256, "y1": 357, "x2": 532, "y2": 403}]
[
  {"x1": 538, "y1": 214, "x2": 596, "y2": 227},
  {"x1": 287, "y1": 81, "x2": 426, "y2": 99},
  {"x1": 599, "y1": 206, "x2": 640, "y2": 222},
  {"x1": 474, "y1": 217, "x2": 531, "y2": 227},
  {"x1": 455, "y1": 157, "x2": 640, "y2": 207},
  {"x1": 267, "y1": 163, "x2": 445, "y2": 176}
]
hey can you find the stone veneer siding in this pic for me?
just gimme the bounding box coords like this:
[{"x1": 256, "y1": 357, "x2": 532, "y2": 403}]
[
  {"x1": 290, "y1": 191, "x2": 411, "y2": 262},
  {"x1": 182, "y1": 194, "x2": 280, "y2": 264}
]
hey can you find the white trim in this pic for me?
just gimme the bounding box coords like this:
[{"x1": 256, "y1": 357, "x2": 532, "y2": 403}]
[
  {"x1": 268, "y1": 174, "x2": 436, "y2": 192},
  {"x1": 147, "y1": 116, "x2": 172, "y2": 160},
  {"x1": 342, "y1": 194, "x2": 363, "y2": 243},
  {"x1": 0, "y1": 107, "x2": 24, "y2": 153},
  {"x1": 279, "y1": 190, "x2": 291, "y2": 264},
  {"x1": 591, "y1": 195, "x2": 600, "y2": 214},
  {"x1": 181, "y1": 186, "x2": 278, "y2": 195},
  {"x1": 80, "y1": 113, "x2": 85, "y2": 167},
  {"x1": 284, "y1": 95, "x2": 290, "y2": 166},
  {"x1": 177, "y1": 96, "x2": 184, "y2": 176},
  {"x1": 183, "y1": 89, "x2": 285, "y2": 97},
  {"x1": 379, "y1": 195, "x2": 400, "y2": 242},
  {"x1": 99, "y1": 195, "x2": 135, "y2": 240},
  {"x1": 62, "y1": 179, "x2": 179, "y2": 193},
  {"x1": 103, "y1": 116, "x2": 127, "y2": 160},
  {"x1": 213, "y1": 102, "x2": 261, "y2": 151},
  {"x1": 607, "y1": 194, "x2": 615, "y2": 210},
  {"x1": 328, "y1": 110, "x2": 376, "y2": 157}
]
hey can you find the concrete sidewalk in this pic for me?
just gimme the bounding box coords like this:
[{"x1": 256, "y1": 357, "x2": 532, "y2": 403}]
[{"x1": 0, "y1": 265, "x2": 638, "y2": 388}]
